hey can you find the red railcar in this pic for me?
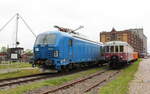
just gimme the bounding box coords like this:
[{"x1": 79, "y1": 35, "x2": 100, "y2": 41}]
[{"x1": 104, "y1": 41, "x2": 137, "y2": 68}]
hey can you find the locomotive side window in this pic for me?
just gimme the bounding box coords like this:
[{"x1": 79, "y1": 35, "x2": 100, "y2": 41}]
[
  {"x1": 115, "y1": 46, "x2": 118, "y2": 52},
  {"x1": 120, "y1": 45, "x2": 124, "y2": 52},
  {"x1": 110, "y1": 46, "x2": 114, "y2": 52},
  {"x1": 69, "y1": 39, "x2": 73, "y2": 47}
]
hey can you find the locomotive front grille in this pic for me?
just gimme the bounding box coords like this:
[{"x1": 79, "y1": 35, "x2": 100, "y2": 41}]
[{"x1": 48, "y1": 51, "x2": 53, "y2": 57}]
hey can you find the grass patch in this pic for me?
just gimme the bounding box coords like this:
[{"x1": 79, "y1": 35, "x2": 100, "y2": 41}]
[
  {"x1": 0, "y1": 67, "x2": 104, "y2": 94},
  {"x1": 0, "y1": 62, "x2": 31, "y2": 69},
  {"x1": 0, "y1": 69, "x2": 40, "y2": 80},
  {"x1": 99, "y1": 59, "x2": 142, "y2": 94}
]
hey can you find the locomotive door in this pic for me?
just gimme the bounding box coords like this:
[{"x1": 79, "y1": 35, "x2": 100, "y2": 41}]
[{"x1": 68, "y1": 39, "x2": 73, "y2": 61}]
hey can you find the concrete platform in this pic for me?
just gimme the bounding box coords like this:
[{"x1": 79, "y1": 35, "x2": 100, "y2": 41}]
[{"x1": 129, "y1": 58, "x2": 150, "y2": 94}]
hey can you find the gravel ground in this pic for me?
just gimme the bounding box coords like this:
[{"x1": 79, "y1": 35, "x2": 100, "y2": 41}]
[
  {"x1": 129, "y1": 58, "x2": 150, "y2": 94},
  {"x1": 25, "y1": 70, "x2": 120, "y2": 94},
  {"x1": 88, "y1": 71, "x2": 120, "y2": 94}
]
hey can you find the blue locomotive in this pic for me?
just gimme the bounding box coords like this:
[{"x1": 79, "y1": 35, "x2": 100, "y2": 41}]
[{"x1": 33, "y1": 26, "x2": 104, "y2": 71}]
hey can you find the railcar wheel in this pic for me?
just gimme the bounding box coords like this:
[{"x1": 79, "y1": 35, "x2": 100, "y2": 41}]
[{"x1": 109, "y1": 61, "x2": 118, "y2": 69}]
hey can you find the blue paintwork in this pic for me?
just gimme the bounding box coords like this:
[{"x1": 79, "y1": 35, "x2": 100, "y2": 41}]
[{"x1": 33, "y1": 30, "x2": 104, "y2": 70}]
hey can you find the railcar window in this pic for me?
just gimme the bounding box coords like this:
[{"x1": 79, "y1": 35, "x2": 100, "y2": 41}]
[
  {"x1": 105, "y1": 46, "x2": 109, "y2": 52},
  {"x1": 115, "y1": 46, "x2": 118, "y2": 52},
  {"x1": 35, "y1": 34, "x2": 56, "y2": 45},
  {"x1": 120, "y1": 46, "x2": 124, "y2": 52},
  {"x1": 110, "y1": 46, "x2": 114, "y2": 52}
]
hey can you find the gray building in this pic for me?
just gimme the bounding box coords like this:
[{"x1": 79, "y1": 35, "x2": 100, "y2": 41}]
[{"x1": 129, "y1": 28, "x2": 147, "y2": 55}]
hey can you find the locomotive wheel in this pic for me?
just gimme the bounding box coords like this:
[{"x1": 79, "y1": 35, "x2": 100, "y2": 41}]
[
  {"x1": 68, "y1": 64, "x2": 73, "y2": 71},
  {"x1": 61, "y1": 65, "x2": 69, "y2": 72}
]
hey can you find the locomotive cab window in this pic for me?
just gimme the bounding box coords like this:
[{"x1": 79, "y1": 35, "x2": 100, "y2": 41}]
[
  {"x1": 120, "y1": 45, "x2": 124, "y2": 52},
  {"x1": 35, "y1": 34, "x2": 56, "y2": 45}
]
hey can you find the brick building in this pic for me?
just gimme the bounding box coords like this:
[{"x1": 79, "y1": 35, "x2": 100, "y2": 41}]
[
  {"x1": 100, "y1": 28, "x2": 147, "y2": 56},
  {"x1": 0, "y1": 52, "x2": 8, "y2": 62}
]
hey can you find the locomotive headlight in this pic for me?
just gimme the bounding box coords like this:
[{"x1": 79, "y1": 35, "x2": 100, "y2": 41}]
[
  {"x1": 106, "y1": 56, "x2": 109, "y2": 59},
  {"x1": 106, "y1": 56, "x2": 109, "y2": 58},
  {"x1": 120, "y1": 56, "x2": 123, "y2": 58},
  {"x1": 35, "y1": 48, "x2": 39, "y2": 51},
  {"x1": 53, "y1": 50, "x2": 59, "y2": 57},
  {"x1": 61, "y1": 59, "x2": 66, "y2": 63}
]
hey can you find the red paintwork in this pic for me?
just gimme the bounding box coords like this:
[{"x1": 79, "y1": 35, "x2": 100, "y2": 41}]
[{"x1": 104, "y1": 52, "x2": 133, "y2": 61}]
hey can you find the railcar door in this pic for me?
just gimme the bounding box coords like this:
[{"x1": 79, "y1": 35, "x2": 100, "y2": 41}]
[
  {"x1": 68, "y1": 39, "x2": 73, "y2": 62},
  {"x1": 100, "y1": 46, "x2": 104, "y2": 60}
]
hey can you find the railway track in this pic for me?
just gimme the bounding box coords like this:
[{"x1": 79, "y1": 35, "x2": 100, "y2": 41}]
[
  {"x1": 39, "y1": 70, "x2": 120, "y2": 94},
  {"x1": 0, "y1": 72, "x2": 58, "y2": 89},
  {"x1": 0, "y1": 66, "x2": 105, "y2": 89}
]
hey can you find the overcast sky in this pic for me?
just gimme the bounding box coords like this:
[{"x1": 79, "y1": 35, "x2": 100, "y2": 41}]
[{"x1": 0, "y1": 0, "x2": 149, "y2": 51}]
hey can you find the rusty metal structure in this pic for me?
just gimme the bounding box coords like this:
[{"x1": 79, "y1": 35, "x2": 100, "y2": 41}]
[
  {"x1": 0, "y1": 13, "x2": 36, "y2": 61},
  {"x1": 100, "y1": 28, "x2": 147, "y2": 56},
  {"x1": 0, "y1": 13, "x2": 36, "y2": 48}
]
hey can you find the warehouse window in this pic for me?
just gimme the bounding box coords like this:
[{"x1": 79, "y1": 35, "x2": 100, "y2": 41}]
[
  {"x1": 107, "y1": 38, "x2": 110, "y2": 41},
  {"x1": 117, "y1": 38, "x2": 121, "y2": 40},
  {"x1": 120, "y1": 46, "x2": 124, "y2": 52},
  {"x1": 111, "y1": 33, "x2": 116, "y2": 40},
  {"x1": 115, "y1": 46, "x2": 118, "y2": 52},
  {"x1": 110, "y1": 46, "x2": 114, "y2": 52}
]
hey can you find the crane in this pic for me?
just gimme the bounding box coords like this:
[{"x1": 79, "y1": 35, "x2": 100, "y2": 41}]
[{"x1": 0, "y1": 13, "x2": 36, "y2": 48}]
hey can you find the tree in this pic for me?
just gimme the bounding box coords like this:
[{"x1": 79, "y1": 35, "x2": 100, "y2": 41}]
[
  {"x1": 0, "y1": 46, "x2": 7, "y2": 52},
  {"x1": 24, "y1": 49, "x2": 33, "y2": 55}
]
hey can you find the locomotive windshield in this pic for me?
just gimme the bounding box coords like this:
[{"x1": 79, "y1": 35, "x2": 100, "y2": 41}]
[{"x1": 35, "y1": 34, "x2": 56, "y2": 45}]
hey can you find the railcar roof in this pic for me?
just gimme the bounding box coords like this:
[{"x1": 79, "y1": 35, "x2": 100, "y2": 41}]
[{"x1": 105, "y1": 41, "x2": 132, "y2": 48}]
